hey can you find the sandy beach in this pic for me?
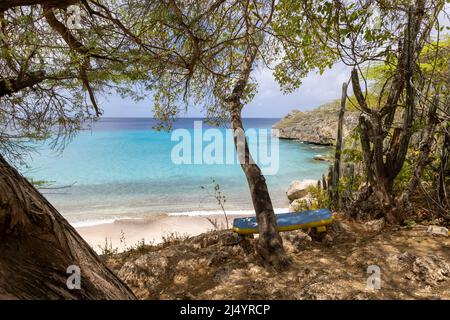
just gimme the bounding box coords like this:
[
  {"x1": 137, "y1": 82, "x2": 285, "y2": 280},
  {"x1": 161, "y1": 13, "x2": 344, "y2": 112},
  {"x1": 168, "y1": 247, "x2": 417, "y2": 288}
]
[{"x1": 76, "y1": 214, "x2": 245, "y2": 253}]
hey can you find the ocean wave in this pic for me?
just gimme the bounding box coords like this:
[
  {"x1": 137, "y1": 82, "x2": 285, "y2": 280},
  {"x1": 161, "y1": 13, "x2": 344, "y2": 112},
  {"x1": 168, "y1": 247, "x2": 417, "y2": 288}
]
[
  {"x1": 71, "y1": 218, "x2": 124, "y2": 228},
  {"x1": 70, "y1": 207, "x2": 291, "y2": 228},
  {"x1": 167, "y1": 207, "x2": 290, "y2": 217}
]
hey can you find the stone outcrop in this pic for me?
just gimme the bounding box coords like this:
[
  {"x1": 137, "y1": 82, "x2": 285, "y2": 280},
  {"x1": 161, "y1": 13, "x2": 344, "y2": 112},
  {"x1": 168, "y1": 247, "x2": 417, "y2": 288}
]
[
  {"x1": 289, "y1": 195, "x2": 318, "y2": 212},
  {"x1": 286, "y1": 180, "x2": 316, "y2": 202},
  {"x1": 273, "y1": 101, "x2": 359, "y2": 145}
]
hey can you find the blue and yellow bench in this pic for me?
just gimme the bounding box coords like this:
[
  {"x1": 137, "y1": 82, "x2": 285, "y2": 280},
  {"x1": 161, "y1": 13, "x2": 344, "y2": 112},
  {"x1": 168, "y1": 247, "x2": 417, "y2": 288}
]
[{"x1": 232, "y1": 208, "x2": 333, "y2": 235}]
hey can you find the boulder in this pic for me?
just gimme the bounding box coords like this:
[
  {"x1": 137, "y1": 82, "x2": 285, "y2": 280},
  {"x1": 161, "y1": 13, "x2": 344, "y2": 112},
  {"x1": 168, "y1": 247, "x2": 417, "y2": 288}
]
[
  {"x1": 289, "y1": 194, "x2": 317, "y2": 211},
  {"x1": 426, "y1": 226, "x2": 449, "y2": 237},
  {"x1": 313, "y1": 154, "x2": 332, "y2": 162},
  {"x1": 286, "y1": 180, "x2": 315, "y2": 202},
  {"x1": 313, "y1": 155, "x2": 328, "y2": 161},
  {"x1": 390, "y1": 252, "x2": 450, "y2": 286},
  {"x1": 364, "y1": 218, "x2": 385, "y2": 233}
]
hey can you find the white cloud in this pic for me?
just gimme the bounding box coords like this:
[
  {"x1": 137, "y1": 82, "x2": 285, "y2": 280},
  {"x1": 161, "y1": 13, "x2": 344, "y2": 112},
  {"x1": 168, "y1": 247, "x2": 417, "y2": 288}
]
[
  {"x1": 243, "y1": 62, "x2": 352, "y2": 117},
  {"x1": 101, "y1": 62, "x2": 353, "y2": 118}
]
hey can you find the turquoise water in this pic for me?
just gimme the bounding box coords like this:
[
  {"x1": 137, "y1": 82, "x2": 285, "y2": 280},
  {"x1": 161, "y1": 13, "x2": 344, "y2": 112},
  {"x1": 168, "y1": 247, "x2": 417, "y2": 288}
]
[{"x1": 24, "y1": 118, "x2": 332, "y2": 226}]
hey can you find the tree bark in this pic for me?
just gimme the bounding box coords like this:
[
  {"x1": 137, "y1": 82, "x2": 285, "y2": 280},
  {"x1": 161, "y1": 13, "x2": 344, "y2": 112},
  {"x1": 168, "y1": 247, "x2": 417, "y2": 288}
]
[
  {"x1": 350, "y1": 4, "x2": 422, "y2": 223},
  {"x1": 398, "y1": 95, "x2": 439, "y2": 211},
  {"x1": 0, "y1": 154, "x2": 136, "y2": 299},
  {"x1": 230, "y1": 109, "x2": 291, "y2": 271},
  {"x1": 0, "y1": 0, "x2": 78, "y2": 10},
  {"x1": 436, "y1": 96, "x2": 450, "y2": 217},
  {"x1": 0, "y1": 71, "x2": 46, "y2": 97},
  {"x1": 224, "y1": 19, "x2": 290, "y2": 271}
]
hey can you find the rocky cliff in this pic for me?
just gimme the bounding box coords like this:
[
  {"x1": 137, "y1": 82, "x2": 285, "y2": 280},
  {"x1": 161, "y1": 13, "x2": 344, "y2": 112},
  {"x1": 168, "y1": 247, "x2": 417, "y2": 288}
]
[{"x1": 273, "y1": 101, "x2": 359, "y2": 145}]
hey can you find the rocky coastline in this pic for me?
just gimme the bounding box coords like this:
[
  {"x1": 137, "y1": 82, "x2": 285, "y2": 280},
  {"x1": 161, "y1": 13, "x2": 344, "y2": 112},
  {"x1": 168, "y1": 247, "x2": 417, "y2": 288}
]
[{"x1": 273, "y1": 101, "x2": 359, "y2": 145}]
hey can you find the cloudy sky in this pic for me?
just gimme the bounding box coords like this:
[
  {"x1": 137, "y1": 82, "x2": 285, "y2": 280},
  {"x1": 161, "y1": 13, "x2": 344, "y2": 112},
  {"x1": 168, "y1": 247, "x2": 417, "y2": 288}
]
[{"x1": 101, "y1": 62, "x2": 352, "y2": 119}]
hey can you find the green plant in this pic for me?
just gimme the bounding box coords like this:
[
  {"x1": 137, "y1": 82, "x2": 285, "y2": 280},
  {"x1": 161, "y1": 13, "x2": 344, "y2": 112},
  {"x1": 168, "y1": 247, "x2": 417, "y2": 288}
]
[
  {"x1": 404, "y1": 219, "x2": 417, "y2": 229},
  {"x1": 201, "y1": 178, "x2": 229, "y2": 229},
  {"x1": 98, "y1": 238, "x2": 118, "y2": 256},
  {"x1": 306, "y1": 185, "x2": 330, "y2": 209},
  {"x1": 161, "y1": 232, "x2": 189, "y2": 245}
]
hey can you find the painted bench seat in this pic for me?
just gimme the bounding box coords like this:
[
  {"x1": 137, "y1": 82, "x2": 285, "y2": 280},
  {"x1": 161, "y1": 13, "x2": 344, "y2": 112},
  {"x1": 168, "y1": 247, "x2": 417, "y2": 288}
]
[{"x1": 232, "y1": 208, "x2": 333, "y2": 235}]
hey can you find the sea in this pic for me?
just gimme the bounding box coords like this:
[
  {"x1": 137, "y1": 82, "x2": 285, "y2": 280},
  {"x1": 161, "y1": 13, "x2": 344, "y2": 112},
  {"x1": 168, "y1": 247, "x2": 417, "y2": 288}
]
[{"x1": 23, "y1": 118, "x2": 332, "y2": 227}]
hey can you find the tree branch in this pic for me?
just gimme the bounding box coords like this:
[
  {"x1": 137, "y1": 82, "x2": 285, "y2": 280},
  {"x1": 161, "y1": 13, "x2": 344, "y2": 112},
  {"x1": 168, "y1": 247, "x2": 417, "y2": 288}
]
[{"x1": 0, "y1": 71, "x2": 46, "y2": 97}]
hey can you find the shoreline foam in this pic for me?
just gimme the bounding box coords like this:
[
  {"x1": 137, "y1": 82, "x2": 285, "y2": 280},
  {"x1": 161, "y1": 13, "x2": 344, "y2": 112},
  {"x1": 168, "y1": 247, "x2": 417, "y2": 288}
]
[
  {"x1": 74, "y1": 208, "x2": 290, "y2": 253},
  {"x1": 70, "y1": 207, "x2": 290, "y2": 228}
]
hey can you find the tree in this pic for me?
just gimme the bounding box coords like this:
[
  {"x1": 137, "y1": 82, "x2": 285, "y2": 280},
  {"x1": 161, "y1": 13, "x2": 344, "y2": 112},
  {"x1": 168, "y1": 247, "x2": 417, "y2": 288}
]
[
  {"x1": 118, "y1": 0, "x2": 292, "y2": 270},
  {"x1": 0, "y1": 0, "x2": 138, "y2": 299},
  {"x1": 274, "y1": 0, "x2": 447, "y2": 223}
]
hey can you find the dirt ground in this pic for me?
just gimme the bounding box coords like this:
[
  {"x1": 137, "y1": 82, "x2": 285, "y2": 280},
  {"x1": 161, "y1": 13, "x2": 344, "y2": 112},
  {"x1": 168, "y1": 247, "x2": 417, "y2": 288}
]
[{"x1": 104, "y1": 214, "x2": 450, "y2": 300}]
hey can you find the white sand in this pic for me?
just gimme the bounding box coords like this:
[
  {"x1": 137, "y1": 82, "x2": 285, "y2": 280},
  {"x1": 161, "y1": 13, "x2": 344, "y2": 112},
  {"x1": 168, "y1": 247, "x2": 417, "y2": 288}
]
[{"x1": 76, "y1": 214, "x2": 247, "y2": 253}]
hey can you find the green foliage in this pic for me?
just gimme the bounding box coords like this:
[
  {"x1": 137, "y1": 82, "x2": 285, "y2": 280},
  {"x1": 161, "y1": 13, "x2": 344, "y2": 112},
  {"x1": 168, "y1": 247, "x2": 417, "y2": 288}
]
[
  {"x1": 0, "y1": 2, "x2": 150, "y2": 162},
  {"x1": 404, "y1": 219, "x2": 417, "y2": 228},
  {"x1": 98, "y1": 238, "x2": 118, "y2": 257},
  {"x1": 306, "y1": 185, "x2": 330, "y2": 209},
  {"x1": 366, "y1": 36, "x2": 450, "y2": 97},
  {"x1": 28, "y1": 178, "x2": 54, "y2": 189},
  {"x1": 273, "y1": 0, "x2": 338, "y2": 93},
  {"x1": 201, "y1": 178, "x2": 229, "y2": 229}
]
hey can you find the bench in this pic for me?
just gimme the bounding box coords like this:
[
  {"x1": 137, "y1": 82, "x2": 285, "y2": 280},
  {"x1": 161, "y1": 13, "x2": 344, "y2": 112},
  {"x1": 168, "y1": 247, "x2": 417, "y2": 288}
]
[{"x1": 232, "y1": 208, "x2": 333, "y2": 235}]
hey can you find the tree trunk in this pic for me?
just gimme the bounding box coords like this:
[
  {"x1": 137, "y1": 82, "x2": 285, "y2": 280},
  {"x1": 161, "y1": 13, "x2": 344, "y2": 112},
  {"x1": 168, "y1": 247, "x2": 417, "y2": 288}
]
[
  {"x1": 372, "y1": 177, "x2": 397, "y2": 223},
  {"x1": 350, "y1": 5, "x2": 421, "y2": 223},
  {"x1": 397, "y1": 94, "x2": 439, "y2": 213},
  {"x1": 223, "y1": 18, "x2": 290, "y2": 271},
  {"x1": 230, "y1": 107, "x2": 291, "y2": 271},
  {"x1": 0, "y1": 154, "x2": 135, "y2": 299},
  {"x1": 438, "y1": 98, "x2": 450, "y2": 208}
]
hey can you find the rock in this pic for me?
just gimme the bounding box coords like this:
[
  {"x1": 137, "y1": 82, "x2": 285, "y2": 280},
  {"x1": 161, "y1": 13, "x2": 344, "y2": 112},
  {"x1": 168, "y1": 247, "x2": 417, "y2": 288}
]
[
  {"x1": 189, "y1": 230, "x2": 226, "y2": 248},
  {"x1": 287, "y1": 180, "x2": 315, "y2": 202},
  {"x1": 411, "y1": 255, "x2": 450, "y2": 285},
  {"x1": 322, "y1": 234, "x2": 334, "y2": 245},
  {"x1": 282, "y1": 231, "x2": 312, "y2": 252},
  {"x1": 220, "y1": 232, "x2": 242, "y2": 246},
  {"x1": 286, "y1": 109, "x2": 301, "y2": 118},
  {"x1": 213, "y1": 266, "x2": 233, "y2": 283},
  {"x1": 289, "y1": 194, "x2": 318, "y2": 211},
  {"x1": 117, "y1": 252, "x2": 170, "y2": 291},
  {"x1": 289, "y1": 198, "x2": 307, "y2": 212},
  {"x1": 364, "y1": 218, "x2": 385, "y2": 233},
  {"x1": 173, "y1": 274, "x2": 189, "y2": 285},
  {"x1": 207, "y1": 251, "x2": 229, "y2": 267},
  {"x1": 426, "y1": 226, "x2": 449, "y2": 237},
  {"x1": 313, "y1": 155, "x2": 329, "y2": 161},
  {"x1": 273, "y1": 102, "x2": 359, "y2": 145},
  {"x1": 389, "y1": 252, "x2": 450, "y2": 286}
]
